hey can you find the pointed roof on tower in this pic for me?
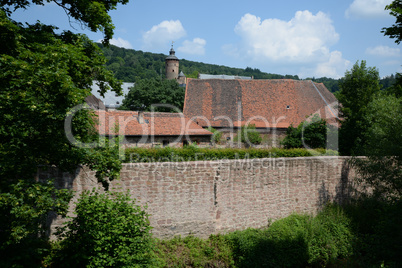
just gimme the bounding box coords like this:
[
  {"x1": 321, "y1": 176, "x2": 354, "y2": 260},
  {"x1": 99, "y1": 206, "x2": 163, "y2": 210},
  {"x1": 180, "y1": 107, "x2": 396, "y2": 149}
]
[{"x1": 166, "y1": 43, "x2": 178, "y2": 60}]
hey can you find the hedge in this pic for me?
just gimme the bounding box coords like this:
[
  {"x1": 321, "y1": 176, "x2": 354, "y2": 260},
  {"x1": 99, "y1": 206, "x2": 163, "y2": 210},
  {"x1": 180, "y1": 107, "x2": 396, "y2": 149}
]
[{"x1": 124, "y1": 147, "x2": 338, "y2": 163}]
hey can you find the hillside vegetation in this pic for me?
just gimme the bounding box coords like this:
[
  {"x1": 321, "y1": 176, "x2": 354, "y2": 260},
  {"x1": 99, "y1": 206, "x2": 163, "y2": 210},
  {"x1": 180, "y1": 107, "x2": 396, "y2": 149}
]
[{"x1": 98, "y1": 44, "x2": 397, "y2": 93}]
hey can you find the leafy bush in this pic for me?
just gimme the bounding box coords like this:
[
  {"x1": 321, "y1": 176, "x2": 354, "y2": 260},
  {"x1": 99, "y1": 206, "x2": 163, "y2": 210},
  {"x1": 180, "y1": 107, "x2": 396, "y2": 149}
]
[
  {"x1": 225, "y1": 204, "x2": 353, "y2": 267},
  {"x1": 307, "y1": 204, "x2": 354, "y2": 266},
  {"x1": 281, "y1": 115, "x2": 337, "y2": 150},
  {"x1": 0, "y1": 180, "x2": 72, "y2": 268},
  {"x1": 343, "y1": 198, "x2": 402, "y2": 267},
  {"x1": 207, "y1": 127, "x2": 223, "y2": 144},
  {"x1": 155, "y1": 235, "x2": 234, "y2": 267},
  {"x1": 234, "y1": 124, "x2": 262, "y2": 145},
  {"x1": 53, "y1": 190, "x2": 154, "y2": 267}
]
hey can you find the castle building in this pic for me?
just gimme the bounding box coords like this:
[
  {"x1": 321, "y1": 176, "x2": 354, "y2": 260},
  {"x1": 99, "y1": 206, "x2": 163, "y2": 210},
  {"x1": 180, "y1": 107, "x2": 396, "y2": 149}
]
[{"x1": 165, "y1": 45, "x2": 186, "y2": 85}]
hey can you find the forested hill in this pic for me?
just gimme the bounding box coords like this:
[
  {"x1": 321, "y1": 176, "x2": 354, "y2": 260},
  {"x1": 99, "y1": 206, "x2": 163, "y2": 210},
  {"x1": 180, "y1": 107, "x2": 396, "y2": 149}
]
[
  {"x1": 98, "y1": 44, "x2": 397, "y2": 93},
  {"x1": 98, "y1": 44, "x2": 298, "y2": 81}
]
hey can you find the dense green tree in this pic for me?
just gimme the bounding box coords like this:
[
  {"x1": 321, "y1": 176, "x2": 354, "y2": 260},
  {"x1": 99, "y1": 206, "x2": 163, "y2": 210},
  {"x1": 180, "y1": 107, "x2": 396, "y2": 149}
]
[
  {"x1": 350, "y1": 0, "x2": 402, "y2": 199},
  {"x1": 0, "y1": 0, "x2": 128, "y2": 265},
  {"x1": 121, "y1": 78, "x2": 185, "y2": 112},
  {"x1": 337, "y1": 61, "x2": 381, "y2": 155},
  {"x1": 352, "y1": 90, "x2": 402, "y2": 201}
]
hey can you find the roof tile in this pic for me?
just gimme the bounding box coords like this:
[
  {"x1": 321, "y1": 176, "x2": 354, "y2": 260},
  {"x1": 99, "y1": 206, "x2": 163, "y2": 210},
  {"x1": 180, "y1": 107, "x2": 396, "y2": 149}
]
[
  {"x1": 184, "y1": 79, "x2": 338, "y2": 128},
  {"x1": 95, "y1": 110, "x2": 212, "y2": 136}
]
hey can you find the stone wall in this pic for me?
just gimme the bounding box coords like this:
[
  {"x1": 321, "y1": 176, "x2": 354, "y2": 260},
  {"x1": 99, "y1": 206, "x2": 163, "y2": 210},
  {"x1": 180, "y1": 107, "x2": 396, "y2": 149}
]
[{"x1": 41, "y1": 156, "x2": 356, "y2": 239}]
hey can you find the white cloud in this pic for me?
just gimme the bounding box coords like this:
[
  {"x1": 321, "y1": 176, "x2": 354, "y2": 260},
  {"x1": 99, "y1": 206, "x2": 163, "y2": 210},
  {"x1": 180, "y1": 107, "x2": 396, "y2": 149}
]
[
  {"x1": 314, "y1": 51, "x2": 351, "y2": 79},
  {"x1": 109, "y1": 37, "x2": 133, "y2": 49},
  {"x1": 231, "y1": 11, "x2": 350, "y2": 78},
  {"x1": 345, "y1": 0, "x2": 392, "y2": 19},
  {"x1": 142, "y1": 20, "x2": 186, "y2": 50},
  {"x1": 178, "y1": 38, "x2": 206, "y2": 55},
  {"x1": 234, "y1": 12, "x2": 339, "y2": 63},
  {"x1": 366, "y1": 45, "x2": 401, "y2": 57}
]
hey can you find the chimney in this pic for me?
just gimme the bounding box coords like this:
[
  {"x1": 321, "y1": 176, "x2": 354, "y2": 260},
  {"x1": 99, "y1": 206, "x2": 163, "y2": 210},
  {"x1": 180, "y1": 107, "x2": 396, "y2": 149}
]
[{"x1": 137, "y1": 111, "x2": 144, "y2": 124}]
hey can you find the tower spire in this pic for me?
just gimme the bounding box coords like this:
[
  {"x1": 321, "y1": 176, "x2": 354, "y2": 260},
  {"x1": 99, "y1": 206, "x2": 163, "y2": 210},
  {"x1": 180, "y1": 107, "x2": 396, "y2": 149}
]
[{"x1": 169, "y1": 41, "x2": 176, "y2": 56}]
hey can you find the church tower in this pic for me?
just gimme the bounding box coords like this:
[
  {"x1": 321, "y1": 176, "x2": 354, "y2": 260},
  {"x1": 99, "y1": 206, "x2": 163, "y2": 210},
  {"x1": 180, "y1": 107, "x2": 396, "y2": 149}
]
[{"x1": 165, "y1": 44, "x2": 179, "y2": 80}]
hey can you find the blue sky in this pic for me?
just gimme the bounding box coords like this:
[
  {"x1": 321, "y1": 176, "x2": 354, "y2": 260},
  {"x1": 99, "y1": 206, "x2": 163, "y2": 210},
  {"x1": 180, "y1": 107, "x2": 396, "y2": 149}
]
[{"x1": 11, "y1": 0, "x2": 401, "y2": 79}]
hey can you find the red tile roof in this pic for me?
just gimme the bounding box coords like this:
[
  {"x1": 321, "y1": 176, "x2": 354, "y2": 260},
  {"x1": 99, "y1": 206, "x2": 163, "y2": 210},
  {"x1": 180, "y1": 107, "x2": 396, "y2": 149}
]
[
  {"x1": 95, "y1": 110, "x2": 212, "y2": 136},
  {"x1": 183, "y1": 79, "x2": 338, "y2": 129}
]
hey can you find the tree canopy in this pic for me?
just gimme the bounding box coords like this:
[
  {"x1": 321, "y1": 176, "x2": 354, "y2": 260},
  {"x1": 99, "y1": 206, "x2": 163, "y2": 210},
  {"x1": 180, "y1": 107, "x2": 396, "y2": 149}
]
[
  {"x1": 382, "y1": 0, "x2": 402, "y2": 44},
  {"x1": 0, "y1": 0, "x2": 128, "y2": 265},
  {"x1": 98, "y1": 44, "x2": 300, "y2": 83},
  {"x1": 120, "y1": 78, "x2": 185, "y2": 112},
  {"x1": 1, "y1": 0, "x2": 128, "y2": 44},
  {"x1": 100, "y1": 44, "x2": 397, "y2": 94},
  {"x1": 337, "y1": 60, "x2": 381, "y2": 155}
]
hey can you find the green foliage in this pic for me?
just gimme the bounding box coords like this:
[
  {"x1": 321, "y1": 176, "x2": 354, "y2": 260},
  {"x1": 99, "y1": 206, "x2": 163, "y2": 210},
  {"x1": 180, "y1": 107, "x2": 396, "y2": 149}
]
[
  {"x1": 207, "y1": 127, "x2": 223, "y2": 144},
  {"x1": 225, "y1": 204, "x2": 353, "y2": 267},
  {"x1": 343, "y1": 198, "x2": 402, "y2": 267},
  {"x1": 382, "y1": 0, "x2": 402, "y2": 44},
  {"x1": 352, "y1": 94, "x2": 402, "y2": 200},
  {"x1": 0, "y1": 180, "x2": 73, "y2": 267},
  {"x1": 337, "y1": 60, "x2": 381, "y2": 155},
  {"x1": 1, "y1": 0, "x2": 129, "y2": 44},
  {"x1": 0, "y1": 2, "x2": 126, "y2": 266},
  {"x1": 120, "y1": 78, "x2": 185, "y2": 112},
  {"x1": 306, "y1": 77, "x2": 340, "y2": 92},
  {"x1": 53, "y1": 190, "x2": 154, "y2": 267},
  {"x1": 155, "y1": 235, "x2": 235, "y2": 267},
  {"x1": 0, "y1": 9, "x2": 123, "y2": 185},
  {"x1": 83, "y1": 137, "x2": 123, "y2": 190},
  {"x1": 362, "y1": 94, "x2": 402, "y2": 158},
  {"x1": 234, "y1": 124, "x2": 262, "y2": 145},
  {"x1": 281, "y1": 115, "x2": 337, "y2": 150},
  {"x1": 98, "y1": 44, "x2": 300, "y2": 83},
  {"x1": 310, "y1": 204, "x2": 355, "y2": 265},
  {"x1": 153, "y1": 202, "x2": 402, "y2": 267},
  {"x1": 124, "y1": 147, "x2": 338, "y2": 163},
  {"x1": 186, "y1": 70, "x2": 199, "y2": 78},
  {"x1": 380, "y1": 73, "x2": 398, "y2": 91}
]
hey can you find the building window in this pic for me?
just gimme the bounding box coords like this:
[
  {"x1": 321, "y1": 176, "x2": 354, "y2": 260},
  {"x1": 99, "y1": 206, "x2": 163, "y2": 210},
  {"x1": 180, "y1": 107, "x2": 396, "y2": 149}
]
[
  {"x1": 286, "y1": 105, "x2": 290, "y2": 109},
  {"x1": 163, "y1": 140, "x2": 169, "y2": 147}
]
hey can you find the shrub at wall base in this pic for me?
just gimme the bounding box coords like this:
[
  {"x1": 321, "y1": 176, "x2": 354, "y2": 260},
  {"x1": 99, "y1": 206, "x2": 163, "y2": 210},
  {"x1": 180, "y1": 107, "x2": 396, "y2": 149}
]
[{"x1": 52, "y1": 190, "x2": 154, "y2": 267}]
